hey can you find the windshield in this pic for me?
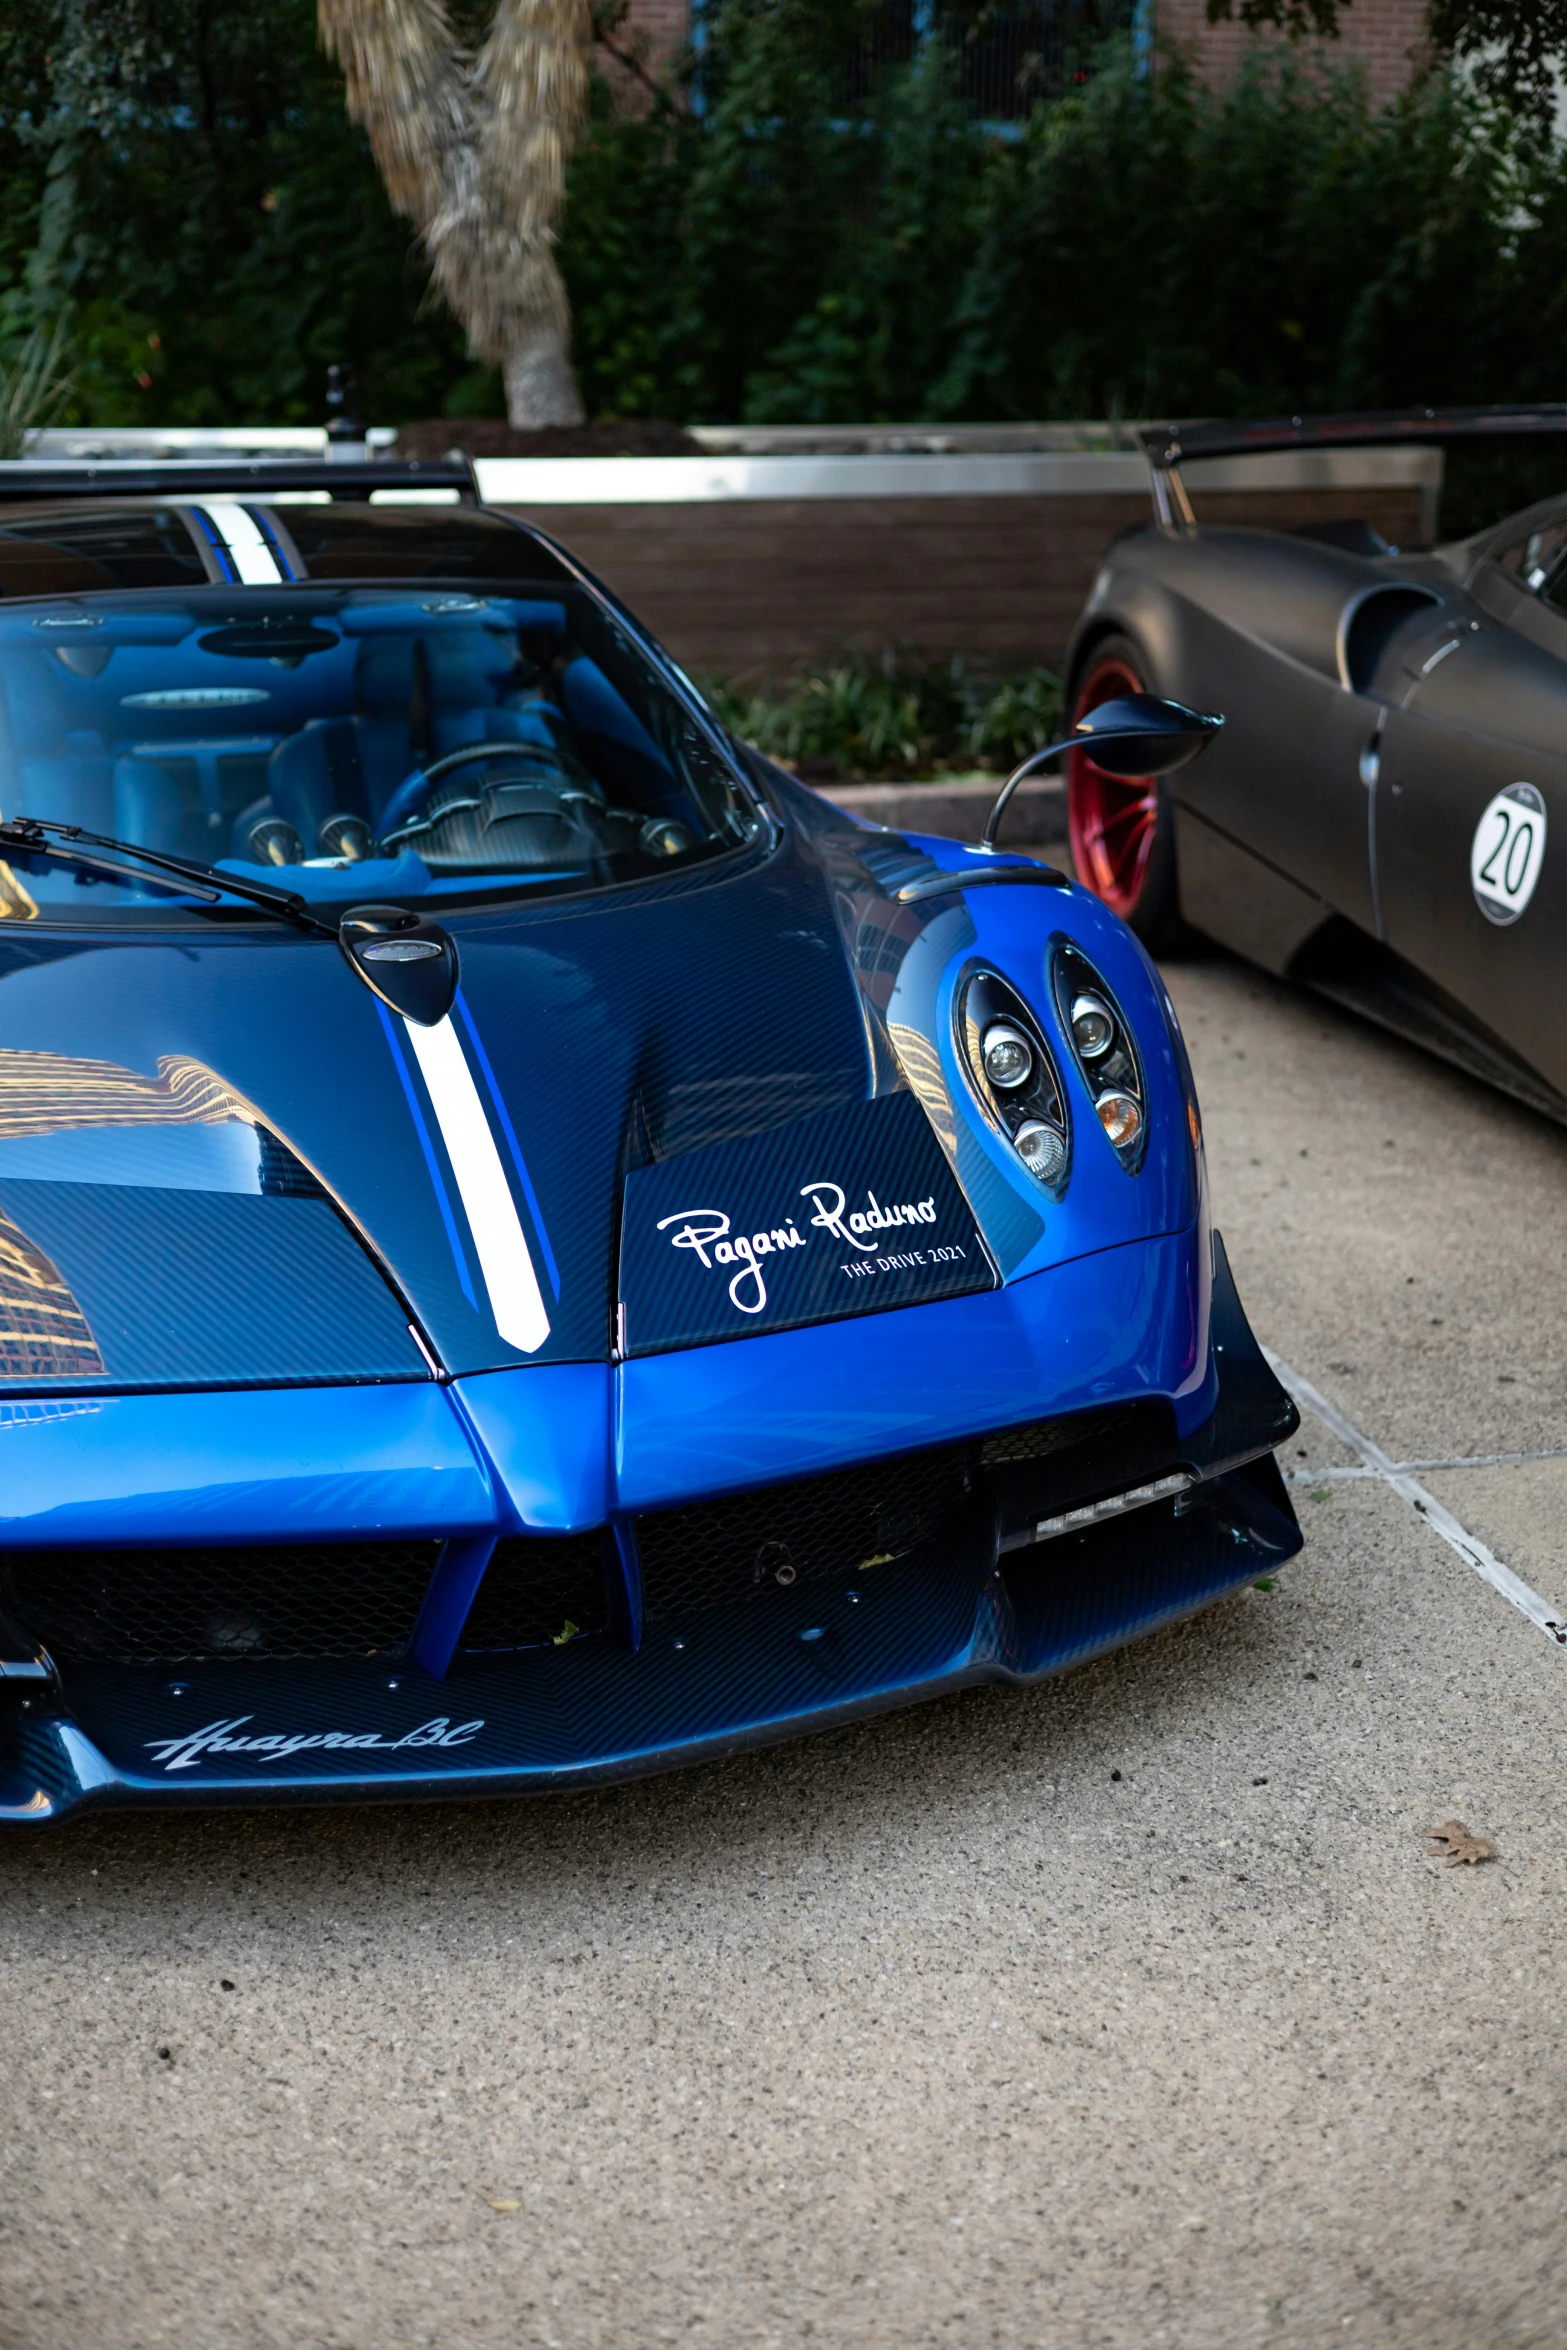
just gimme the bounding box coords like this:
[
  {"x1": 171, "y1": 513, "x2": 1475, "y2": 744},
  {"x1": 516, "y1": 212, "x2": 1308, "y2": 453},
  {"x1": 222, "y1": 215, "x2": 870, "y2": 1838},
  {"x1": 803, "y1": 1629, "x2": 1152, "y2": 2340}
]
[{"x1": 0, "y1": 561, "x2": 759, "y2": 925}]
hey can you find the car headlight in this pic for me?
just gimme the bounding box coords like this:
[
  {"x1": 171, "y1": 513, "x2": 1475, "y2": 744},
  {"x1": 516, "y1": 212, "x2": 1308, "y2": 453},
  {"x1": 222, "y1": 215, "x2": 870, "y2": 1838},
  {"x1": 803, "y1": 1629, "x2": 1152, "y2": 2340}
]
[
  {"x1": 981, "y1": 1022, "x2": 1034, "y2": 1090},
  {"x1": 1069, "y1": 991, "x2": 1116, "y2": 1060},
  {"x1": 1015, "y1": 1118, "x2": 1068, "y2": 1182},
  {"x1": 957, "y1": 970, "x2": 1070, "y2": 1194},
  {"x1": 1052, "y1": 944, "x2": 1147, "y2": 1172}
]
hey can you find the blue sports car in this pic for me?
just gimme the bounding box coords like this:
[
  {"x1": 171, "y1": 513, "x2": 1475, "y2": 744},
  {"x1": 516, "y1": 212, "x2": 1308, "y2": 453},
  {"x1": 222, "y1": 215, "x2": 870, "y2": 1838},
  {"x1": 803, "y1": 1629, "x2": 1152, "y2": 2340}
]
[{"x1": 0, "y1": 458, "x2": 1299, "y2": 1822}]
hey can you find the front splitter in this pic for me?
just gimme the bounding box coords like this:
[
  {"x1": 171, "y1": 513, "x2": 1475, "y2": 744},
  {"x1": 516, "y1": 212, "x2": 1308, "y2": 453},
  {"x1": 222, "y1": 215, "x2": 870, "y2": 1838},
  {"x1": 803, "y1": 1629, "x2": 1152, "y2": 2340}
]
[{"x1": 2, "y1": 1463, "x2": 1300, "y2": 1822}]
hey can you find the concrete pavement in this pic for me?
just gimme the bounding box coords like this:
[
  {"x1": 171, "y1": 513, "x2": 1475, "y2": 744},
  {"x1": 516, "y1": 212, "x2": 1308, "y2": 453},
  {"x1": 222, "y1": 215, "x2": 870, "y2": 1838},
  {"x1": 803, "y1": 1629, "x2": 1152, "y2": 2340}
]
[{"x1": 3, "y1": 955, "x2": 1566, "y2": 2350}]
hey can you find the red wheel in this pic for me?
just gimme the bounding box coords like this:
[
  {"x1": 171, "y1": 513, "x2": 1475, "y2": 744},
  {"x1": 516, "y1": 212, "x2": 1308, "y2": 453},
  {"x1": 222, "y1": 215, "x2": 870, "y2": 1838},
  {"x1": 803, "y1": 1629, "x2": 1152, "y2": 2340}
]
[{"x1": 1066, "y1": 635, "x2": 1189, "y2": 949}]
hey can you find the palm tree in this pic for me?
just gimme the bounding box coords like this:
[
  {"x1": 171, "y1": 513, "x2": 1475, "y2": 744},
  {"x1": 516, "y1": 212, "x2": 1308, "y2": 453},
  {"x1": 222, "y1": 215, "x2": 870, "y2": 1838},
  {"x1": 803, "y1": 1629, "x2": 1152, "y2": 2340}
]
[{"x1": 318, "y1": 0, "x2": 591, "y2": 426}]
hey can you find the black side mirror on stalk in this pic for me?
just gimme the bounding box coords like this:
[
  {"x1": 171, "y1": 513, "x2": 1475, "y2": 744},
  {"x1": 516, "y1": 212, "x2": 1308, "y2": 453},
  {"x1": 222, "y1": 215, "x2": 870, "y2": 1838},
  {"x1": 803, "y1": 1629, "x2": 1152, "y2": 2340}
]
[{"x1": 981, "y1": 694, "x2": 1223, "y2": 851}]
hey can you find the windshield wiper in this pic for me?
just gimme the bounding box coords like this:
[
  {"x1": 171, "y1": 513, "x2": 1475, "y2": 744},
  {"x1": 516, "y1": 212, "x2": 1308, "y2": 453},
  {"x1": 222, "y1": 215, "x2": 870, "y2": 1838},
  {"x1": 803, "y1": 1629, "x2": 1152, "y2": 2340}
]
[{"x1": 0, "y1": 817, "x2": 336, "y2": 936}]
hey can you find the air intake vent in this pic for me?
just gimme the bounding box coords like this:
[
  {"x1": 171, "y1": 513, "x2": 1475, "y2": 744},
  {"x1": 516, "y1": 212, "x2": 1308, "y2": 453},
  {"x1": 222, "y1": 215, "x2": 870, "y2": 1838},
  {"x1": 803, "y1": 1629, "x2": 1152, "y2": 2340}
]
[
  {"x1": 459, "y1": 1535, "x2": 609, "y2": 1652},
  {"x1": 1338, "y1": 584, "x2": 1442, "y2": 695},
  {"x1": 636, "y1": 1446, "x2": 974, "y2": 1622},
  {"x1": 0, "y1": 1540, "x2": 441, "y2": 1663}
]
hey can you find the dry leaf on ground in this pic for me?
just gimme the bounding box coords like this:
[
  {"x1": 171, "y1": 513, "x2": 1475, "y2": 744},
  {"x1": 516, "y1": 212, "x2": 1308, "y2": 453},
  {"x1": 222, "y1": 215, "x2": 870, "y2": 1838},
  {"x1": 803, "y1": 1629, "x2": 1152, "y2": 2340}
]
[{"x1": 1426, "y1": 1820, "x2": 1496, "y2": 1867}]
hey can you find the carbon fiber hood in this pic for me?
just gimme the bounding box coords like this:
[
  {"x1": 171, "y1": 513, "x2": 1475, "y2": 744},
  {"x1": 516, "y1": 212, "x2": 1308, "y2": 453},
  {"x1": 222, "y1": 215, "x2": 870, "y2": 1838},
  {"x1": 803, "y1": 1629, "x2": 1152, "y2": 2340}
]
[
  {"x1": 0, "y1": 827, "x2": 876, "y2": 1385},
  {"x1": 0, "y1": 806, "x2": 1201, "y2": 1390}
]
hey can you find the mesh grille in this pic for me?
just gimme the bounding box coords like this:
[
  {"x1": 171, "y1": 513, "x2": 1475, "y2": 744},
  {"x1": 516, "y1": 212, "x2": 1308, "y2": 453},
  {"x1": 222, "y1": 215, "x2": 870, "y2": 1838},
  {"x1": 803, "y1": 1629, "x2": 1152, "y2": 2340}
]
[
  {"x1": 636, "y1": 1445, "x2": 973, "y2": 1623},
  {"x1": 979, "y1": 1402, "x2": 1179, "y2": 1545},
  {"x1": 0, "y1": 1541, "x2": 440, "y2": 1664},
  {"x1": 459, "y1": 1535, "x2": 609, "y2": 1653},
  {"x1": 980, "y1": 1405, "x2": 1148, "y2": 1465},
  {"x1": 0, "y1": 1414, "x2": 1192, "y2": 1663}
]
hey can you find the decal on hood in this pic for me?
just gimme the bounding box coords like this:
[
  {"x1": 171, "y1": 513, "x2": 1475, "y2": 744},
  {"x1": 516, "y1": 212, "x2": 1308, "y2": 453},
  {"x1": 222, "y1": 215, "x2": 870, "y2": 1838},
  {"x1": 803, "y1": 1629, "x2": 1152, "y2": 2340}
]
[
  {"x1": 619, "y1": 1090, "x2": 995, "y2": 1356},
  {"x1": 375, "y1": 993, "x2": 558, "y2": 1356}
]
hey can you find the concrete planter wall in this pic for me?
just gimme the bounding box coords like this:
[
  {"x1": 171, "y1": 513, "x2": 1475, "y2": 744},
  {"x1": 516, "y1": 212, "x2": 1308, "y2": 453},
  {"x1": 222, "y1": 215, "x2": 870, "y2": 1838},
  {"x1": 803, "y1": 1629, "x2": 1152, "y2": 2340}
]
[
  {"x1": 27, "y1": 422, "x2": 1443, "y2": 688},
  {"x1": 473, "y1": 435, "x2": 1441, "y2": 683},
  {"x1": 819, "y1": 775, "x2": 1065, "y2": 847}
]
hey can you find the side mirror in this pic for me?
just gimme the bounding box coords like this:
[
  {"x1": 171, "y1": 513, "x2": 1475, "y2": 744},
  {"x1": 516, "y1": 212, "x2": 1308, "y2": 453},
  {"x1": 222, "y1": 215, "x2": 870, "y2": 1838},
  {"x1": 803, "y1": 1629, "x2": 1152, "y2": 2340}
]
[
  {"x1": 982, "y1": 693, "x2": 1223, "y2": 849},
  {"x1": 1066, "y1": 694, "x2": 1223, "y2": 776}
]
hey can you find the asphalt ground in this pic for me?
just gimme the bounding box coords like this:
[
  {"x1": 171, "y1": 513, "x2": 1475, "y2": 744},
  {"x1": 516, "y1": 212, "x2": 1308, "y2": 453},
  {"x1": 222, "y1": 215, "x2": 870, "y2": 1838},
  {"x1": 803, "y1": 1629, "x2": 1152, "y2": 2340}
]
[{"x1": 4, "y1": 953, "x2": 1567, "y2": 2350}]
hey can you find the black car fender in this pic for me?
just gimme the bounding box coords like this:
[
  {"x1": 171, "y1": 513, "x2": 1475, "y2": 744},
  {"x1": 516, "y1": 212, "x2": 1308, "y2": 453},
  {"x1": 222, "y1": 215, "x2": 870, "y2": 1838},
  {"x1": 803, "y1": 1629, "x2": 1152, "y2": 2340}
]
[
  {"x1": 1070, "y1": 526, "x2": 1419, "y2": 698},
  {"x1": 1064, "y1": 535, "x2": 1187, "y2": 704}
]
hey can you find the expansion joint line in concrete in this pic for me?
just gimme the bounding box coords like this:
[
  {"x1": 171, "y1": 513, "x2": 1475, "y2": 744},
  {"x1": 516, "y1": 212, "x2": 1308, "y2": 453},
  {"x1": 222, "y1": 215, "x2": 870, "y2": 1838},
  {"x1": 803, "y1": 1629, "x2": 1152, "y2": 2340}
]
[
  {"x1": 1263, "y1": 1348, "x2": 1567, "y2": 1652},
  {"x1": 1286, "y1": 1447, "x2": 1567, "y2": 1481}
]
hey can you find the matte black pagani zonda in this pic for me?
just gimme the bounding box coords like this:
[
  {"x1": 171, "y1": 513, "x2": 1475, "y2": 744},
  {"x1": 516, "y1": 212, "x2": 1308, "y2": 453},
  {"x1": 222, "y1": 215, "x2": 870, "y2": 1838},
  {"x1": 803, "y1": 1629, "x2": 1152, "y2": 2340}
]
[{"x1": 1064, "y1": 408, "x2": 1567, "y2": 1121}]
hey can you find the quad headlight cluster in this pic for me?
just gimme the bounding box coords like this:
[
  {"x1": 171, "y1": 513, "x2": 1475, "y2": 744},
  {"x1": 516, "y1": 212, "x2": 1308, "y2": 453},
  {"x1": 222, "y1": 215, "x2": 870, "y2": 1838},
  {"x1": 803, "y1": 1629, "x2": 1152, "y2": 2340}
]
[
  {"x1": 1053, "y1": 945, "x2": 1147, "y2": 1171},
  {"x1": 959, "y1": 971, "x2": 1070, "y2": 1191}
]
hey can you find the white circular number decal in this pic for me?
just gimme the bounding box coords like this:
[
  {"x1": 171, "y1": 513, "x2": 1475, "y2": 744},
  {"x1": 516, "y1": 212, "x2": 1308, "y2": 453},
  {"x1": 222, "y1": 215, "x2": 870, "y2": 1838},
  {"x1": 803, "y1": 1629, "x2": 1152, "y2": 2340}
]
[{"x1": 1470, "y1": 783, "x2": 1547, "y2": 926}]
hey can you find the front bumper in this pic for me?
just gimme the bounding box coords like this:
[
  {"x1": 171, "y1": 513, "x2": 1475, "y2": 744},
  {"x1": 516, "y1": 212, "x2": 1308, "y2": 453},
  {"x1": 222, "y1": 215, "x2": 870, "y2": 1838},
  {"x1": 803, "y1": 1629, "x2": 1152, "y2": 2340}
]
[{"x1": 0, "y1": 1234, "x2": 1300, "y2": 1823}]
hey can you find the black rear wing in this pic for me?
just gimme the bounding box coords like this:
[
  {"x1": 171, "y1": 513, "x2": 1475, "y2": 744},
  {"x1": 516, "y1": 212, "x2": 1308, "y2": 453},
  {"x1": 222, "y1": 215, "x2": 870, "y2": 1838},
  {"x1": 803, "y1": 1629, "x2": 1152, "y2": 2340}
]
[
  {"x1": 1139, "y1": 406, "x2": 1567, "y2": 531},
  {"x1": 0, "y1": 456, "x2": 478, "y2": 506}
]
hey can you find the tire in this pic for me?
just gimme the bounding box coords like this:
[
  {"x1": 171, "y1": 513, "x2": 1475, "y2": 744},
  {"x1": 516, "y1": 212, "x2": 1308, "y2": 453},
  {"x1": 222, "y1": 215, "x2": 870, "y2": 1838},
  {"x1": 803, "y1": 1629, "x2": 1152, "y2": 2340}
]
[{"x1": 1066, "y1": 634, "x2": 1195, "y2": 954}]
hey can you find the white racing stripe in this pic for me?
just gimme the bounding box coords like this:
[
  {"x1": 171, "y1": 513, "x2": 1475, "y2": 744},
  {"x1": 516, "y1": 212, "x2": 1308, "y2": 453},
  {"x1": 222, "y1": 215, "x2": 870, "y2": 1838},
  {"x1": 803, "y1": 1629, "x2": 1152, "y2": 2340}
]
[
  {"x1": 197, "y1": 501, "x2": 282, "y2": 585},
  {"x1": 1265, "y1": 1348, "x2": 1567, "y2": 1650},
  {"x1": 403, "y1": 1014, "x2": 550, "y2": 1355}
]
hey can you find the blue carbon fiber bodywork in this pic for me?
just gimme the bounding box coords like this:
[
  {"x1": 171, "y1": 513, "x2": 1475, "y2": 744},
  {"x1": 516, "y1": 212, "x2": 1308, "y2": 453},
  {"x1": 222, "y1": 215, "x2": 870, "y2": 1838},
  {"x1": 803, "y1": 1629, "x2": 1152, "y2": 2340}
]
[
  {"x1": 0, "y1": 1384, "x2": 495, "y2": 1547},
  {"x1": 0, "y1": 1233, "x2": 1299, "y2": 1822},
  {"x1": 0, "y1": 827, "x2": 1199, "y2": 1386},
  {"x1": 7, "y1": 1463, "x2": 1297, "y2": 1821},
  {"x1": 0, "y1": 554, "x2": 1300, "y2": 1822},
  {"x1": 612, "y1": 1230, "x2": 1213, "y2": 1512},
  {"x1": 0, "y1": 1231, "x2": 1207, "y2": 1546}
]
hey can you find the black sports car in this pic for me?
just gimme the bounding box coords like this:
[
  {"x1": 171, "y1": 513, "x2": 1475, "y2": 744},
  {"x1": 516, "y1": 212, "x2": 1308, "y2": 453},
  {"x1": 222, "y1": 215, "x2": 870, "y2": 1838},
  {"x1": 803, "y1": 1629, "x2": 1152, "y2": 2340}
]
[{"x1": 1063, "y1": 407, "x2": 1567, "y2": 1122}]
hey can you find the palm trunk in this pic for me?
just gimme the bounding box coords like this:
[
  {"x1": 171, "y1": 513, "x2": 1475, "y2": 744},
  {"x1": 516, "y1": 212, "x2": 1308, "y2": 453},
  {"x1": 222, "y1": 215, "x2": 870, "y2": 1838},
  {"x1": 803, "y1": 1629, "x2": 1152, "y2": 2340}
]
[
  {"x1": 319, "y1": 0, "x2": 591, "y2": 428},
  {"x1": 502, "y1": 303, "x2": 585, "y2": 428}
]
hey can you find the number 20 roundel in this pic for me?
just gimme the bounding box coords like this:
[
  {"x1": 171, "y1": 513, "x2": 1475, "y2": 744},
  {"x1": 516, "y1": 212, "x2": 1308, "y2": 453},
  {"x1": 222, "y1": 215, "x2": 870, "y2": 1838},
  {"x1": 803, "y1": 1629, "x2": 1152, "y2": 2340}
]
[{"x1": 1470, "y1": 782, "x2": 1548, "y2": 927}]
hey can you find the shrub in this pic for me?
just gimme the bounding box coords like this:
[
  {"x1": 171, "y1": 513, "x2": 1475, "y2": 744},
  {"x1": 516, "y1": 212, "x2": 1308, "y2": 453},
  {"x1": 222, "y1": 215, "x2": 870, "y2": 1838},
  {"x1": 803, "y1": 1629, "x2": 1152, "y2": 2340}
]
[
  {"x1": 2, "y1": 1, "x2": 1565, "y2": 453},
  {"x1": 704, "y1": 650, "x2": 1063, "y2": 781}
]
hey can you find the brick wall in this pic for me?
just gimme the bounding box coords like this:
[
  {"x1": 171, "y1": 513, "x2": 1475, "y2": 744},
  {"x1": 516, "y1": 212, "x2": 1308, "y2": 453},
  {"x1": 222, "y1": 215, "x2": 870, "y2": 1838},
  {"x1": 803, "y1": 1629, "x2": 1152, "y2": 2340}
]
[
  {"x1": 606, "y1": 0, "x2": 691, "y2": 84},
  {"x1": 608, "y1": 1, "x2": 1428, "y2": 104},
  {"x1": 1154, "y1": 0, "x2": 1430, "y2": 103}
]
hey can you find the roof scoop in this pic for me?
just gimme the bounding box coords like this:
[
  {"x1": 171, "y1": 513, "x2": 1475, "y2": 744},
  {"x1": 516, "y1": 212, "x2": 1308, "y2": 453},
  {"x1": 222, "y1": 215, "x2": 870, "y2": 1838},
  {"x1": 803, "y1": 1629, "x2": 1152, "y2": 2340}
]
[{"x1": 339, "y1": 904, "x2": 458, "y2": 1026}]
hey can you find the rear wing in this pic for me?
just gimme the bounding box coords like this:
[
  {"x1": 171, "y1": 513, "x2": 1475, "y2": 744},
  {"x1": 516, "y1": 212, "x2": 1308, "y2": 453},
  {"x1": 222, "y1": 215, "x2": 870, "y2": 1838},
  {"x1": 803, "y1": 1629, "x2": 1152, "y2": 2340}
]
[
  {"x1": 1140, "y1": 406, "x2": 1567, "y2": 531},
  {"x1": 0, "y1": 456, "x2": 478, "y2": 506}
]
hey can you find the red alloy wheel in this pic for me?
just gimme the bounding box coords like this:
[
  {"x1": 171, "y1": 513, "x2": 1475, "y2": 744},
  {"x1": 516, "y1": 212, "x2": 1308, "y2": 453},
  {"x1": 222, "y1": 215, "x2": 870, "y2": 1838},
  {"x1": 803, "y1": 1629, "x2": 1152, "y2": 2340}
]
[{"x1": 1067, "y1": 651, "x2": 1160, "y2": 920}]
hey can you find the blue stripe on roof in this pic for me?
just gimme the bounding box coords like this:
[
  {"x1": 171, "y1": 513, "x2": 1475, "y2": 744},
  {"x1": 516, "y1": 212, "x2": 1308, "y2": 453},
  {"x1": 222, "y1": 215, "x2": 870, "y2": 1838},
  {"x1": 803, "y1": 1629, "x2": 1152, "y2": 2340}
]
[
  {"x1": 186, "y1": 506, "x2": 239, "y2": 584},
  {"x1": 247, "y1": 504, "x2": 298, "y2": 581}
]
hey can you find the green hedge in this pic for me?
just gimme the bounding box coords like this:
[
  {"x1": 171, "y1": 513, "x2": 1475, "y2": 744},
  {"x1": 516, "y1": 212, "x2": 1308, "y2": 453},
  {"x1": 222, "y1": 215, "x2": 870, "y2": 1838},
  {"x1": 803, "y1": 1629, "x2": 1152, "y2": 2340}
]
[
  {"x1": 2, "y1": 1, "x2": 1565, "y2": 434},
  {"x1": 704, "y1": 652, "x2": 1063, "y2": 783},
  {"x1": 0, "y1": 0, "x2": 466, "y2": 427},
  {"x1": 564, "y1": 22, "x2": 1558, "y2": 426}
]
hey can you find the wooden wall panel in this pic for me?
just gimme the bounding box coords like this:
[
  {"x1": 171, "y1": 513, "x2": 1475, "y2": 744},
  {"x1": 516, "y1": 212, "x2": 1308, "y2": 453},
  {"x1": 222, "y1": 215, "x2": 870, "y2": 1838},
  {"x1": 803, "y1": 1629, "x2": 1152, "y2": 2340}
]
[{"x1": 500, "y1": 485, "x2": 1427, "y2": 681}]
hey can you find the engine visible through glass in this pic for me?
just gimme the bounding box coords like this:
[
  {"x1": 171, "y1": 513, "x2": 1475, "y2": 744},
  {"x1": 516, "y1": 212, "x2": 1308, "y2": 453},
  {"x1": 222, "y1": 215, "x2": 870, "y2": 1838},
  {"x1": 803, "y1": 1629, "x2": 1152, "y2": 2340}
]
[{"x1": 0, "y1": 538, "x2": 757, "y2": 921}]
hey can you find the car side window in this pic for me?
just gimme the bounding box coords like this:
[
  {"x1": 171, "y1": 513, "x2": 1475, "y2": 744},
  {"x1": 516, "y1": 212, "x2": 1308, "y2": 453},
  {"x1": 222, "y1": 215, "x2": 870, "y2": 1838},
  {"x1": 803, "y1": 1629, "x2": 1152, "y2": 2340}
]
[{"x1": 1495, "y1": 518, "x2": 1567, "y2": 595}]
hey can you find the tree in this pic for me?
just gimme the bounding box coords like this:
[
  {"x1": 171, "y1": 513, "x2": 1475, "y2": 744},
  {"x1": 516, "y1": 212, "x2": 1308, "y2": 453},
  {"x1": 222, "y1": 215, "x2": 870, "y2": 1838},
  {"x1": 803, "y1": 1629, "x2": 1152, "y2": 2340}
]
[
  {"x1": 318, "y1": 0, "x2": 592, "y2": 425},
  {"x1": 0, "y1": 0, "x2": 470, "y2": 426},
  {"x1": 1204, "y1": 0, "x2": 1567, "y2": 125}
]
